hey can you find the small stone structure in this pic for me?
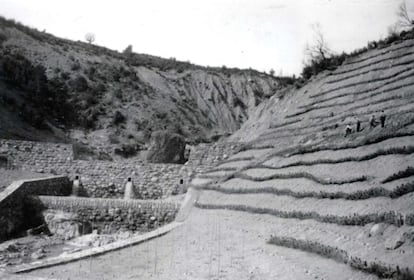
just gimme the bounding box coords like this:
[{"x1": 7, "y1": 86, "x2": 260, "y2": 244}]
[
  {"x1": 0, "y1": 176, "x2": 71, "y2": 241},
  {"x1": 0, "y1": 176, "x2": 179, "y2": 242},
  {"x1": 29, "y1": 196, "x2": 179, "y2": 236}
]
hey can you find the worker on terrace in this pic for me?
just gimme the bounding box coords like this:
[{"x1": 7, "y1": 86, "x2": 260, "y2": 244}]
[
  {"x1": 71, "y1": 175, "x2": 81, "y2": 196},
  {"x1": 124, "y1": 177, "x2": 135, "y2": 200},
  {"x1": 369, "y1": 115, "x2": 378, "y2": 128},
  {"x1": 355, "y1": 117, "x2": 362, "y2": 132},
  {"x1": 380, "y1": 111, "x2": 386, "y2": 128},
  {"x1": 344, "y1": 124, "x2": 352, "y2": 137}
]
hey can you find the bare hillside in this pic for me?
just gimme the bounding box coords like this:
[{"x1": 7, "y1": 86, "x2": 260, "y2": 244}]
[{"x1": 0, "y1": 17, "x2": 291, "y2": 156}]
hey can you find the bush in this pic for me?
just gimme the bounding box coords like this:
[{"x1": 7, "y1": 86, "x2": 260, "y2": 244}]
[
  {"x1": 267, "y1": 236, "x2": 411, "y2": 279},
  {"x1": 114, "y1": 143, "x2": 140, "y2": 158},
  {"x1": 0, "y1": 51, "x2": 73, "y2": 126},
  {"x1": 0, "y1": 31, "x2": 7, "y2": 45},
  {"x1": 71, "y1": 61, "x2": 81, "y2": 71},
  {"x1": 200, "y1": 180, "x2": 414, "y2": 200},
  {"x1": 232, "y1": 170, "x2": 367, "y2": 185},
  {"x1": 300, "y1": 27, "x2": 414, "y2": 82},
  {"x1": 301, "y1": 52, "x2": 347, "y2": 80},
  {"x1": 382, "y1": 167, "x2": 414, "y2": 183},
  {"x1": 70, "y1": 75, "x2": 88, "y2": 92},
  {"x1": 271, "y1": 146, "x2": 414, "y2": 170},
  {"x1": 112, "y1": 111, "x2": 126, "y2": 125}
]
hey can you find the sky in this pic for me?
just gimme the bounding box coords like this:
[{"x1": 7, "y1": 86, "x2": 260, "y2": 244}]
[{"x1": 0, "y1": 0, "x2": 410, "y2": 75}]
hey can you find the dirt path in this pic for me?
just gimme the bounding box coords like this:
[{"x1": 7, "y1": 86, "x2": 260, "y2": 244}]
[{"x1": 27, "y1": 208, "x2": 381, "y2": 280}]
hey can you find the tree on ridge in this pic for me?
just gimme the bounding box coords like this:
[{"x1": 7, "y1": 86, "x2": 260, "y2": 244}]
[
  {"x1": 85, "y1": 32, "x2": 95, "y2": 44},
  {"x1": 397, "y1": 1, "x2": 414, "y2": 29}
]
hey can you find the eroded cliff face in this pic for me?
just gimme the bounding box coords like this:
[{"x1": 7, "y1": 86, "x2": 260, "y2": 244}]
[{"x1": 0, "y1": 17, "x2": 287, "y2": 156}]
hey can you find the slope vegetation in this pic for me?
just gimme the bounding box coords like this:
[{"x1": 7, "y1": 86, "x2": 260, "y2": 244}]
[{"x1": 0, "y1": 17, "x2": 289, "y2": 154}]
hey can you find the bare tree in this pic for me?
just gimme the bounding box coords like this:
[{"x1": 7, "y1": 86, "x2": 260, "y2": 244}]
[
  {"x1": 397, "y1": 1, "x2": 414, "y2": 28},
  {"x1": 85, "y1": 32, "x2": 95, "y2": 44},
  {"x1": 304, "y1": 23, "x2": 333, "y2": 64}
]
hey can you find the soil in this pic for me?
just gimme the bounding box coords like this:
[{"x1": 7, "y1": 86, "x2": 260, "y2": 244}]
[{"x1": 27, "y1": 208, "x2": 381, "y2": 280}]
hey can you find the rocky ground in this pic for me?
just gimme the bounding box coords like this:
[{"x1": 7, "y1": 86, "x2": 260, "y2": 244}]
[{"x1": 0, "y1": 229, "x2": 141, "y2": 270}]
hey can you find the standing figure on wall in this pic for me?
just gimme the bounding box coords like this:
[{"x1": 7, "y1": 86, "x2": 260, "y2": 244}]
[
  {"x1": 71, "y1": 175, "x2": 81, "y2": 196},
  {"x1": 124, "y1": 177, "x2": 135, "y2": 199}
]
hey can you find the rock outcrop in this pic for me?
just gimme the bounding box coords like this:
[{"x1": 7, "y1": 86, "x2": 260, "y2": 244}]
[{"x1": 146, "y1": 131, "x2": 186, "y2": 164}]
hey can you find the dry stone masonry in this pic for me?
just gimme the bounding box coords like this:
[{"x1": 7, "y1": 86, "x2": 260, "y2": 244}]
[
  {"x1": 29, "y1": 196, "x2": 179, "y2": 237},
  {"x1": 0, "y1": 139, "x2": 73, "y2": 170},
  {"x1": 0, "y1": 139, "x2": 242, "y2": 199},
  {"x1": 0, "y1": 176, "x2": 71, "y2": 241}
]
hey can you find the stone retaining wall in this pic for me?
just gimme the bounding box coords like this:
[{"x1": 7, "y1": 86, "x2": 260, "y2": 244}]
[
  {"x1": 1, "y1": 139, "x2": 243, "y2": 199},
  {"x1": 0, "y1": 139, "x2": 73, "y2": 169},
  {"x1": 0, "y1": 176, "x2": 71, "y2": 241},
  {"x1": 187, "y1": 142, "x2": 244, "y2": 167},
  {"x1": 31, "y1": 196, "x2": 179, "y2": 235},
  {"x1": 22, "y1": 160, "x2": 190, "y2": 199}
]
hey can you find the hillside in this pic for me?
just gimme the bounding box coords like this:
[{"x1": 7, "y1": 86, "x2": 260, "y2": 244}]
[
  {"x1": 22, "y1": 28, "x2": 414, "y2": 280},
  {"x1": 0, "y1": 17, "x2": 290, "y2": 157}
]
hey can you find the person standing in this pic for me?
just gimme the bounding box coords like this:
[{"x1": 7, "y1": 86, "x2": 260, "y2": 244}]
[
  {"x1": 71, "y1": 175, "x2": 81, "y2": 196},
  {"x1": 356, "y1": 117, "x2": 362, "y2": 132},
  {"x1": 380, "y1": 111, "x2": 386, "y2": 128},
  {"x1": 369, "y1": 115, "x2": 378, "y2": 128},
  {"x1": 345, "y1": 124, "x2": 352, "y2": 137},
  {"x1": 124, "y1": 177, "x2": 135, "y2": 200}
]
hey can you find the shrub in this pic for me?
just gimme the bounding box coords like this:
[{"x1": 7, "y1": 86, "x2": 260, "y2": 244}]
[
  {"x1": 123, "y1": 44, "x2": 133, "y2": 55},
  {"x1": 382, "y1": 167, "x2": 414, "y2": 183},
  {"x1": 92, "y1": 82, "x2": 106, "y2": 95},
  {"x1": 196, "y1": 203, "x2": 413, "y2": 226},
  {"x1": 270, "y1": 146, "x2": 414, "y2": 170},
  {"x1": 300, "y1": 27, "x2": 414, "y2": 82},
  {"x1": 201, "y1": 180, "x2": 414, "y2": 200},
  {"x1": 114, "y1": 143, "x2": 140, "y2": 158},
  {"x1": 0, "y1": 51, "x2": 73, "y2": 126},
  {"x1": 267, "y1": 236, "x2": 411, "y2": 279},
  {"x1": 60, "y1": 71, "x2": 70, "y2": 80},
  {"x1": 70, "y1": 75, "x2": 88, "y2": 92},
  {"x1": 71, "y1": 61, "x2": 81, "y2": 71},
  {"x1": 86, "y1": 66, "x2": 96, "y2": 80},
  {"x1": 301, "y1": 52, "x2": 347, "y2": 80},
  {"x1": 232, "y1": 170, "x2": 367, "y2": 185},
  {"x1": 112, "y1": 110, "x2": 126, "y2": 125},
  {"x1": 0, "y1": 31, "x2": 7, "y2": 45},
  {"x1": 108, "y1": 133, "x2": 120, "y2": 144}
]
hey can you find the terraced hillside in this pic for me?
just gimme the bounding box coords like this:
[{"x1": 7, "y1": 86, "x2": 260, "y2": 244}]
[
  {"x1": 196, "y1": 37, "x2": 414, "y2": 278},
  {"x1": 23, "y1": 35, "x2": 414, "y2": 280}
]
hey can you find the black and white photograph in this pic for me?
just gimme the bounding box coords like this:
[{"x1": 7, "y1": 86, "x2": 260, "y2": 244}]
[{"x1": 0, "y1": 0, "x2": 414, "y2": 279}]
